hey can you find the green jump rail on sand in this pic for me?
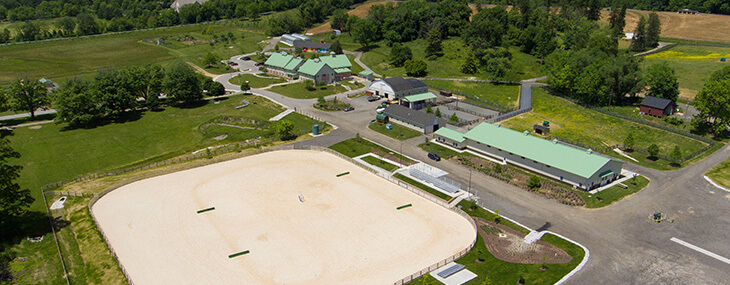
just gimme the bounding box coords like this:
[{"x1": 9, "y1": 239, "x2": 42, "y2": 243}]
[
  {"x1": 197, "y1": 207, "x2": 215, "y2": 214},
  {"x1": 336, "y1": 172, "x2": 350, "y2": 177},
  {"x1": 396, "y1": 204, "x2": 412, "y2": 210},
  {"x1": 228, "y1": 250, "x2": 250, "y2": 258}
]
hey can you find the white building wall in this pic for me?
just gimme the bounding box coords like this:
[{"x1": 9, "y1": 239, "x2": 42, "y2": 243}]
[
  {"x1": 464, "y1": 139, "x2": 620, "y2": 190},
  {"x1": 368, "y1": 81, "x2": 396, "y2": 99}
]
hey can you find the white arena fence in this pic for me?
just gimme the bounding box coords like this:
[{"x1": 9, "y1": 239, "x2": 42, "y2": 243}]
[{"x1": 68, "y1": 143, "x2": 476, "y2": 285}]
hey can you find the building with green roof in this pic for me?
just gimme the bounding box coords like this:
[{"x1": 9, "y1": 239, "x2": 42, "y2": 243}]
[
  {"x1": 297, "y1": 53, "x2": 352, "y2": 84},
  {"x1": 264, "y1": 52, "x2": 303, "y2": 79},
  {"x1": 434, "y1": 123, "x2": 623, "y2": 190},
  {"x1": 433, "y1": 127, "x2": 466, "y2": 148}
]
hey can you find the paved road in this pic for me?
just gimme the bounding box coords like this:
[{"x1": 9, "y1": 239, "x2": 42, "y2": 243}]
[{"x1": 344, "y1": 50, "x2": 381, "y2": 77}]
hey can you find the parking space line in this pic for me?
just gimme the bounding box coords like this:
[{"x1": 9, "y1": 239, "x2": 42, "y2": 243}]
[{"x1": 671, "y1": 237, "x2": 730, "y2": 265}]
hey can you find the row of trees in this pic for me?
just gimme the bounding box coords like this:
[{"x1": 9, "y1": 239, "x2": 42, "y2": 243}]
[
  {"x1": 51, "y1": 62, "x2": 224, "y2": 127},
  {"x1": 474, "y1": 0, "x2": 730, "y2": 16},
  {"x1": 0, "y1": 63, "x2": 223, "y2": 128}
]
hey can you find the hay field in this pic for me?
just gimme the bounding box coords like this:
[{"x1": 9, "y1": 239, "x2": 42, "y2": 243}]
[
  {"x1": 306, "y1": 1, "x2": 392, "y2": 34},
  {"x1": 92, "y1": 150, "x2": 476, "y2": 284},
  {"x1": 602, "y1": 8, "x2": 730, "y2": 43}
]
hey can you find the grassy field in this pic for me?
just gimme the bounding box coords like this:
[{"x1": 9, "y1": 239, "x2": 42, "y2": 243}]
[
  {"x1": 345, "y1": 54, "x2": 365, "y2": 74},
  {"x1": 393, "y1": 173, "x2": 451, "y2": 201},
  {"x1": 5, "y1": 94, "x2": 329, "y2": 281},
  {"x1": 644, "y1": 45, "x2": 730, "y2": 99},
  {"x1": 230, "y1": 73, "x2": 286, "y2": 88},
  {"x1": 0, "y1": 20, "x2": 268, "y2": 85},
  {"x1": 361, "y1": 155, "x2": 399, "y2": 172},
  {"x1": 418, "y1": 142, "x2": 460, "y2": 159},
  {"x1": 268, "y1": 82, "x2": 348, "y2": 99},
  {"x1": 501, "y1": 88, "x2": 708, "y2": 166},
  {"x1": 577, "y1": 176, "x2": 650, "y2": 208},
  {"x1": 423, "y1": 80, "x2": 520, "y2": 108},
  {"x1": 706, "y1": 157, "x2": 730, "y2": 189},
  {"x1": 368, "y1": 122, "x2": 422, "y2": 140},
  {"x1": 413, "y1": 200, "x2": 585, "y2": 284},
  {"x1": 329, "y1": 137, "x2": 413, "y2": 163}
]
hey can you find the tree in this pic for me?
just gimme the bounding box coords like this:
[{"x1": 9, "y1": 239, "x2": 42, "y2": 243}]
[
  {"x1": 351, "y1": 18, "x2": 377, "y2": 47},
  {"x1": 630, "y1": 16, "x2": 646, "y2": 52},
  {"x1": 120, "y1": 65, "x2": 165, "y2": 110},
  {"x1": 76, "y1": 13, "x2": 100, "y2": 35},
  {"x1": 163, "y1": 62, "x2": 202, "y2": 104},
  {"x1": 694, "y1": 79, "x2": 730, "y2": 137},
  {"x1": 425, "y1": 104, "x2": 433, "y2": 114},
  {"x1": 449, "y1": 112, "x2": 459, "y2": 123},
  {"x1": 405, "y1": 59, "x2": 427, "y2": 77},
  {"x1": 424, "y1": 28, "x2": 443, "y2": 58},
  {"x1": 623, "y1": 132, "x2": 635, "y2": 150},
  {"x1": 0, "y1": 138, "x2": 33, "y2": 232},
  {"x1": 8, "y1": 78, "x2": 50, "y2": 119},
  {"x1": 647, "y1": 143, "x2": 660, "y2": 159},
  {"x1": 330, "y1": 40, "x2": 343, "y2": 54},
  {"x1": 92, "y1": 69, "x2": 137, "y2": 116},
  {"x1": 435, "y1": 108, "x2": 442, "y2": 117},
  {"x1": 388, "y1": 43, "x2": 413, "y2": 67},
  {"x1": 203, "y1": 52, "x2": 218, "y2": 67},
  {"x1": 461, "y1": 45, "x2": 479, "y2": 74},
  {"x1": 274, "y1": 119, "x2": 294, "y2": 139},
  {"x1": 56, "y1": 17, "x2": 76, "y2": 35},
  {"x1": 646, "y1": 12, "x2": 661, "y2": 49},
  {"x1": 647, "y1": 62, "x2": 679, "y2": 102},
  {"x1": 19, "y1": 21, "x2": 39, "y2": 41},
  {"x1": 240, "y1": 81, "x2": 251, "y2": 92},
  {"x1": 671, "y1": 146, "x2": 682, "y2": 164},
  {"x1": 51, "y1": 79, "x2": 103, "y2": 127},
  {"x1": 204, "y1": 80, "x2": 225, "y2": 96},
  {"x1": 527, "y1": 175, "x2": 541, "y2": 190},
  {"x1": 609, "y1": 6, "x2": 627, "y2": 39}
]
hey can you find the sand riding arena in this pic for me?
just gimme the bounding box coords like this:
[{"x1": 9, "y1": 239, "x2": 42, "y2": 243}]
[{"x1": 92, "y1": 149, "x2": 476, "y2": 284}]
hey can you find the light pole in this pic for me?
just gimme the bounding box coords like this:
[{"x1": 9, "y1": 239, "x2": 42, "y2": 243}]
[
  {"x1": 468, "y1": 168, "x2": 472, "y2": 196},
  {"x1": 400, "y1": 142, "x2": 403, "y2": 167}
]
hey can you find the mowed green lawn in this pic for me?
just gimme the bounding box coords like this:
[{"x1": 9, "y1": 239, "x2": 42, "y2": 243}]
[
  {"x1": 0, "y1": 20, "x2": 267, "y2": 85},
  {"x1": 268, "y1": 82, "x2": 348, "y2": 99},
  {"x1": 9, "y1": 94, "x2": 293, "y2": 213},
  {"x1": 423, "y1": 80, "x2": 520, "y2": 108},
  {"x1": 644, "y1": 45, "x2": 730, "y2": 99},
  {"x1": 706, "y1": 157, "x2": 730, "y2": 189},
  {"x1": 501, "y1": 88, "x2": 708, "y2": 160},
  {"x1": 230, "y1": 73, "x2": 286, "y2": 88}
]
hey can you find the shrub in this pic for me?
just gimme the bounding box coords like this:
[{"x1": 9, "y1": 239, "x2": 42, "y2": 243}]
[
  {"x1": 647, "y1": 143, "x2": 660, "y2": 159},
  {"x1": 528, "y1": 175, "x2": 541, "y2": 190}
]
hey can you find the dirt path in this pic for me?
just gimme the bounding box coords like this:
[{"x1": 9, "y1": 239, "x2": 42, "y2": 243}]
[{"x1": 187, "y1": 62, "x2": 217, "y2": 78}]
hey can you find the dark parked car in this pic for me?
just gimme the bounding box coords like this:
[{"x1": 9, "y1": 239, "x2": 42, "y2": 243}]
[
  {"x1": 241, "y1": 56, "x2": 251, "y2": 60},
  {"x1": 427, "y1": 152, "x2": 441, "y2": 161},
  {"x1": 255, "y1": 62, "x2": 265, "y2": 66},
  {"x1": 229, "y1": 62, "x2": 238, "y2": 66},
  {"x1": 367, "y1": 95, "x2": 380, "y2": 102},
  {"x1": 344, "y1": 106, "x2": 355, "y2": 112}
]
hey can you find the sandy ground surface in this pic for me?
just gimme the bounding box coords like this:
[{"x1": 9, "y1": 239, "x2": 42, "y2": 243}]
[{"x1": 93, "y1": 150, "x2": 476, "y2": 284}]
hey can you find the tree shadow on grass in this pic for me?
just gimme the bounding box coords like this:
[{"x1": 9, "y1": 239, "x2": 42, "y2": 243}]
[
  {"x1": 356, "y1": 44, "x2": 380, "y2": 53},
  {"x1": 0, "y1": 210, "x2": 70, "y2": 281},
  {"x1": 59, "y1": 110, "x2": 144, "y2": 131},
  {"x1": 172, "y1": 100, "x2": 209, "y2": 109}
]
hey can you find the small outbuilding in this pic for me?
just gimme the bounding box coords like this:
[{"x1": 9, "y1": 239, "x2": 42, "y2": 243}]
[
  {"x1": 358, "y1": 70, "x2": 374, "y2": 81},
  {"x1": 39, "y1": 78, "x2": 55, "y2": 88},
  {"x1": 640, "y1": 96, "x2": 676, "y2": 118},
  {"x1": 382, "y1": 104, "x2": 446, "y2": 134},
  {"x1": 677, "y1": 8, "x2": 698, "y2": 14}
]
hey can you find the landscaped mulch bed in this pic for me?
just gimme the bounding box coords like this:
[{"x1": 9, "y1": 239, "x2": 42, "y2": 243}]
[
  {"x1": 456, "y1": 155, "x2": 585, "y2": 206},
  {"x1": 474, "y1": 217, "x2": 572, "y2": 264}
]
